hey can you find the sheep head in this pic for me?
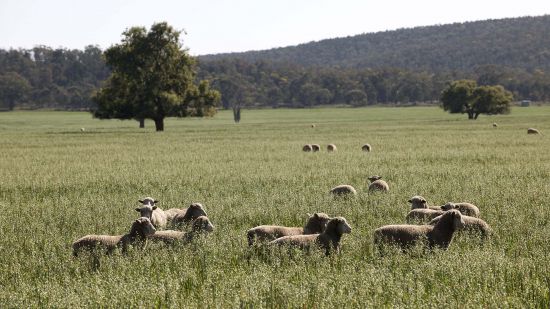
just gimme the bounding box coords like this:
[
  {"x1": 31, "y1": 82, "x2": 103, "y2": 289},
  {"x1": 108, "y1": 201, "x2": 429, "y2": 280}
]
[
  {"x1": 440, "y1": 202, "x2": 458, "y2": 211},
  {"x1": 135, "y1": 204, "x2": 157, "y2": 219},
  {"x1": 368, "y1": 175, "x2": 382, "y2": 182},
  {"x1": 134, "y1": 217, "x2": 156, "y2": 236},
  {"x1": 192, "y1": 216, "x2": 214, "y2": 233},
  {"x1": 408, "y1": 195, "x2": 428, "y2": 209},
  {"x1": 327, "y1": 217, "x2": 352, "y2": 235},
  {"x1": 304, "y1": 212, "x2": 331, "y2": 233},
  {"x1": 138, "y1": 197, "x2": 158, "y2": 206}
]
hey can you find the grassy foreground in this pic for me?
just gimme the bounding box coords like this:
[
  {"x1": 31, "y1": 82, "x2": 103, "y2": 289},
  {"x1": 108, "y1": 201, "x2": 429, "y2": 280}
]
[{"x1": 0, "y1": 107, "x2": 549, "y2": 307}]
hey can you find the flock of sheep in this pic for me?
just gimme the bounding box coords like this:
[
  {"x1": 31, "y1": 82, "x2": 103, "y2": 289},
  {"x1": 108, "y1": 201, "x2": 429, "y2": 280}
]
[{"x1": 73, "y1": 123, "x2": 543, "y2": 258}]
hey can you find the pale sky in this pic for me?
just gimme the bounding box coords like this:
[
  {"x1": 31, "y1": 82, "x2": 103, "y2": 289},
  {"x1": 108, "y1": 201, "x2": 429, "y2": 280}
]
[{"x1": 0, "y1": 0, "x2": 549, "y2": 55}]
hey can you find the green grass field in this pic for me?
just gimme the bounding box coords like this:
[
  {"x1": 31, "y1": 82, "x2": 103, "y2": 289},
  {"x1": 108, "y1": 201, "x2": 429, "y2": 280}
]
[{"x1": 1, "y1": 106, "x2": 549, "y2": 307}]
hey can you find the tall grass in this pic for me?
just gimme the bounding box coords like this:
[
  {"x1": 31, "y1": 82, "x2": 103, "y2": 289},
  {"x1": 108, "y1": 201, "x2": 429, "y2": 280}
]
[{"x1": 0, "y1": 107, "x2": 549, "y2": 307}]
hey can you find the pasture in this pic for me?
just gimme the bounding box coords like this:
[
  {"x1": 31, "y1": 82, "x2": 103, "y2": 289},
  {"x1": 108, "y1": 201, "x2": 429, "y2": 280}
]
[{"x1": 0, "y1": 106, "x2": 549, "y2": 307}]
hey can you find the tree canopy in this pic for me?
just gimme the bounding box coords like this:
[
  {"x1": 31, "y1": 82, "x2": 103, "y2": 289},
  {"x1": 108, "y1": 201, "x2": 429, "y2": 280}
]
[
  {"x1": 440, "y1": 80, "x2": 512, "y2": 119},
  {"x1": 92, "y1": 22, "x2": 220, "y2": 131}
]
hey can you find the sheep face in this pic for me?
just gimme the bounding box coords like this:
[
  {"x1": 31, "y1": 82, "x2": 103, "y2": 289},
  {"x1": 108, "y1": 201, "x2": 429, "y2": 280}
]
[
  {"x1": 368, "y1": 175, "x2": 382, "y2": 182},
  {"x1": 192, "y1": 216, "x2": 214, "y2": 233},
  {"x1": 135, "y1": 217, "x2": 157, "y2": 236},
  {"x1": 440, "y1": 202, "x2": 457, "y2": 211},
  {"x1": 328, "y1": 217, "x2": 352, "y2": 234},
  {"x1": 304, "y1": 213, "x2": 331, "y2": 233},
  {"x1": 448, "y1": 210, "x2": 465, "y2": 230},
  {"x1": 138, "y1": 197, "x2": 158, "y2": 206},
  {"x1": 135, "y1": 205, "x2": 158, "y2": 219},
  {"x1": 408, "y1": 196, "x2": 428, "y2": 209},
  {"x1": 184, "y1": 203, "x2": 208, "y2": 220}
]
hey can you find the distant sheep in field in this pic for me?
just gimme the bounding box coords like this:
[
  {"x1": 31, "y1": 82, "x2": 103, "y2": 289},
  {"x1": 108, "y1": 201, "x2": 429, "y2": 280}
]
[
  {"x1": 327, "y1": 144, "x2": 337, "y2": 152},
  {"x1": 527, "y1": 128, "x2": 541, "y2": 135},
  {"x1": 362, "y1": 144, "x2": 372, "y2": 152},
  {"x1": 247, "y1": 213, "x2": 330, "y2": 246},
  {"x1": 311, "y1": 144, "x2": 321, "y2": 152},
  {"x1": 440, "y1": 202, "x2": 480, "y2": 218},
  {"x1": 492, "y1": 123, "x2": 498, "y2": 128},
  {"x1": 136, "y1": 197, "x2": 167, "y2": 229},
  {"x1": 330, "y1": 184, "x2": 357, "y2": 196},
  {"x1": 148, "y1": 216, "x2": 214, "y2": 245},
  {"x1": 303, "y1": 144, "x2": 313, "y2": 152},
  {"x1": 374, "y1": 210, "x2": 464, "y2": 251},
  {"x1": 368, "y1": 175, "x2": 389, "y2": 192},
  {"x1": 429, "y1": 214, "x2": 491, "y2": 239},
  {"x1": 311, "y1": 124, "x2": 316, "y2": 128},
  {"x1": 72, "y1": 217, "x2": 156, "y2": 257},
  {"x1": 270, "y1": 217, "x2": 352, "y2": 256},
  {"x1": 171, "y1": 203, "x2": 208, "y2": 229}
]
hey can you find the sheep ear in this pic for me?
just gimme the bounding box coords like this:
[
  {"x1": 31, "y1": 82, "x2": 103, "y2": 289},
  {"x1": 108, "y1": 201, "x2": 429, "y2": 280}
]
[
  {"x1": 314, "y1": 213, "x2": 319, "y2": 218},
  {"x1": 135, "y1": 208, "x2": 141, "y2": 212},
  {"x1": 407, "y1": 199, "x2": 412, "y2": 203},
  {"x1": 454, "y1": 205, "x2": 459, "y2": 209},
  {"x1": 154, "y1": 200, "x2": 159, "y2": 204},
  {"x1": 152, "y1": 206, "x2": 157, "y2": 210},
  {"x1": 306, "y1": 213, "x2": 312, "y2": 217},
  {"x1": 138, "y1": 200, "x2": 144, "y2": 204}
]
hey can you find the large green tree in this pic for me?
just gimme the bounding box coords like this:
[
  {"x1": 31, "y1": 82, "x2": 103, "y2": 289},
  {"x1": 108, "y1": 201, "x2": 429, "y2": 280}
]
[
  {"x1": 92, "y1": 22, "x2": 219, "y2": 131},
  {"x1": 0, "y1": 72, "x2": 31, "y2": 110},
  {"x1": 440, "y1": 80, "x2": 512, "y2": 119}
]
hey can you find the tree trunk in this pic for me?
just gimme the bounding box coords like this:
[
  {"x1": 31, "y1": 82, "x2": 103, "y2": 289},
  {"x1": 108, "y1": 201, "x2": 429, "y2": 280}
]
[
  {"x1": 154, "y1": 118, "x2": 164, "y2": 131},
  {"x1": 139, "y1": 119, "x2": 145, "y2": 128}
]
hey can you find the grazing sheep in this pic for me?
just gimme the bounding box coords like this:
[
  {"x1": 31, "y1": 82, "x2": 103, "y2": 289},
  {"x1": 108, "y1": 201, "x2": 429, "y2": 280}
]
[
  {"x1": 80, "y1": 127, "x2": 86, "y2": 132},
  {"x1": 492, "y1": 123, "x2": 498, "y2": 128},
  {"x1": 440, "y1": 202, "x2": 480, "y2": 218},
  {"x1": 171, "y1": 203, "x2": 208, "y2": 229},
  {"x1": 311, "y1": 144, "x2": 321, "y2": 152},
  {"x1": 327, "y1": 144, "x2": 337, "y2": 152},
  {"x1": 374, "y1": 210, "x2": 464, "y2": 251},
  {"x1": 136, "y1": 197, "x2": 167, "y2": 229},
  {"x1": 270, "y1": 217, "x2": 352, "y2": 256},
  {"x1": 408, "y1": 195, "x2": 443, "y2": 211},
  {"x1": 406, "y1": 208, "x2": 445, "y2": 223},
  {"x1": 330, "y1": 184, "x2": 357, "y2": 196},
  {"x1": 148, "y1": 216, "x2": 215, "y2": 245},
  {"x1": 429, "y1": 214, "x2": 491, "y2": 239},
  {"x1": 362, "y1": 144, "x2": 372, "y2": 152},
  {"x1": 368, "y1": 175, "x2": 389, "y2": 192},
  {"x1": 303, "y1": 144, "x2": 313, "y2": 152},
  {"x1": 72, "y1": 217, "x2": 156, "y2": 257},
  {"x1": 527, "y1": 128, "x2": 541, "y2": 135},
  {"x1": 247, "y1": 213, "x2": 330, "y2": 246},
  {"x1": 311, "y1": 124, "x2": 316, "y2": 128}
]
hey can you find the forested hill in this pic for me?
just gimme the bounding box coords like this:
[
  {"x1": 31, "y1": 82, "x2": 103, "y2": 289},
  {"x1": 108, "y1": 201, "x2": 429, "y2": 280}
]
[{"x1": 200, "y1": 15, "x2": 550, "y2": 72}]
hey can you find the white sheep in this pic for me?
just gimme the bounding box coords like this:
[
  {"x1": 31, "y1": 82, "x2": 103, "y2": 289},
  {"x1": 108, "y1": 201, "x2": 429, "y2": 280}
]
[
  {"x1": 148, "y1": 216, "x2": 214, "y2": 245},
  {"x1": 303, "y1": 144, "x2": 313, "y2": 152},
  {"x1": 527, "y1": 128, "x2": 541, "y2": 135},
  {"x1": 247, "y1": 213, "x2": 331, "y2": 246},
  {"x1": 171, "y1": 203, "x2": 209, "y2": 229},
  {"x1": 72, "y1": 217, "x2": 156, "y2": 256},
  {"x1": 429, "y1": 214, "x2": 491, "y2": 239},
  {"x1": 136, "y1": 197, "x2": 167, "y2": 229},
  {"x1": 368, "y1": 175, "x2": 389, "y2": 192},
  {"x1": 492, "y1": 123, "x2": 498, "y2": 128},
  {"x1": 440, "y1": 202, "x2": 480, "y2": 218},
  {"x1": 327, "y1": 144, "x2": 337, "y2": 152},
  {"x1": 374, "y1": 210, "x2": 464, "y2": 251},
  {"x1": 406, "y1": 208, "x2": 445, "y2": 223},
  {"x1": 311, "y1": 144, "x2": 321, "y2": 152},
  {"x1": 362, "y1": 144, "x2": 372, "y2": 152},
  {"x1": 408, "y1": 195, "x2": 445, "y2": 210},
  {"x1": 330, "y1": 184, "x2": 357, "y2": 196}
]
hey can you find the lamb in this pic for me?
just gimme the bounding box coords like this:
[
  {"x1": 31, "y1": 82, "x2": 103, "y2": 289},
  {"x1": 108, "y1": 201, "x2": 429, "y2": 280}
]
[
  {"x1": 327, "y1": 144, "x2": 337, "y2": 152},
  {"x1": 429, "y1": 214, "x2": 491, "y2": 239},
  {"x1": 408, "y1": 195, "x2": 444, "y2": 211},
  {"x1": 527, "y1": 128, "x2": 541, "y2": 135},
  {"x1": 368, "y1": 175, "x2": 389, "y2": 192},
  {"x1": 374, "y1": 210, "x2": 464, "y2": 251},
  {"x1": 171, "y1": 202, "x2": 209, "y2": 229},
  {"x1": 148, "y1": 216, "x2": 214, "y2": 245},
  {"x1": 247, "y1": 212, "x2": 330, "y2": 246},
  {"x1": 72, "y1": 217, "x2": 156, "y2": 257},
  {"x1": 406, "y1": 208, "x2": 445, "y2": 223},
  {"x1": 330, "y1": 184, "x2": 357, "y2": 196},
  {"x1": 269, "y1": 217, "x2": 352, "y2": 256},
  {"x1": 311, "y1": 144, "x2": 321, "y2": 152},
  {"x1": 136, "y1": 197, "x2": 167, "y2": 229},
  {"x1": 492, "y1": 123, "x2": 498, "y2": 128},
  {"x1": 440, "y1": 202, "x2": 480, "y2": 218},
  {"x1": 362, "y1": 144, "x2": 372, "y2": 152},
  {"x1": 303, "y1": 144, "x2": 313, "y2": 152}
]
